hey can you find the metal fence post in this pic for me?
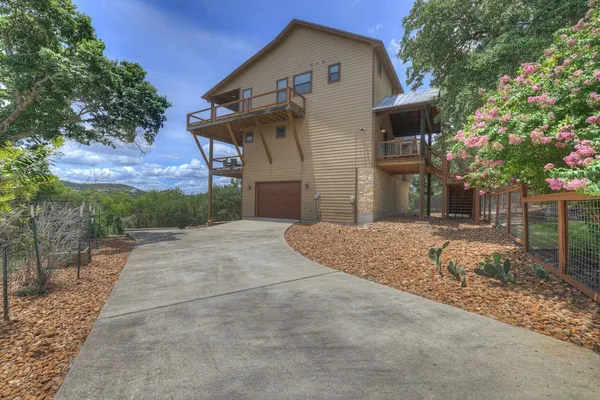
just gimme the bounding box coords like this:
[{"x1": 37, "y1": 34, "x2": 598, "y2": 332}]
[
  {"x1": 30, "y1": 205, "x2": 44, "y2": 291},
  {"x1": 2, "y1": 247, "x2": 8, "y2": 321}
]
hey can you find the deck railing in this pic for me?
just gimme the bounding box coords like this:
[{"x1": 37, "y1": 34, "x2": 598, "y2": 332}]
[
  {"x1": 211, "y1": 156, "x2": 242, "y2": 173},
  {"x1": 376, "y1": 137, "x2": 420, "y2": 159},
  {"x1": 481, "y1": 185, "x2": 600, "y2": 303},
  {"x1": 186, "y1": 87, "x2": 306, "y2": 126}
]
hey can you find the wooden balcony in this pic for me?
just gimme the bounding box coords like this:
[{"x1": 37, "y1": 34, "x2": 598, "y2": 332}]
[
  {"x1": 211, "y1": 156, "x2": 242, "y2": 178},
  {"x1": 187, "y1": 87, "x2": 306, "y2": 145},
  {"x1": 376, "y1": 137, "x2": 422, "y2": 174}
]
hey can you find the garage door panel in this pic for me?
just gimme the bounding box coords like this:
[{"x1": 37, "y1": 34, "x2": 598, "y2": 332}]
[{"x1": 256, "y1": 182, "x2": 301, "y2": 219}]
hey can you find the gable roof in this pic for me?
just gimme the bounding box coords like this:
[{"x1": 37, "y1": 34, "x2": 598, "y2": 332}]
[
  {"x1": 202, "y1": 19, "x2": 403, "y2": 100},
  {"x1": 373, "y1": 88, "x2": 440, "y2": 112}
]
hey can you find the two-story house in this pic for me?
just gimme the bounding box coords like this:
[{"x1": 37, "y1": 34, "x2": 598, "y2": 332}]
[{"x1": 187, "y1": 20, "x2": 472, "y2": 225}]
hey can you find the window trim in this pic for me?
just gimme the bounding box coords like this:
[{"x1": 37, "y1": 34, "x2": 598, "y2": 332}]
[
  {"x1": 328, "y1": 63, "x2": 341, "y2": 84},
  {"x1": 377, "y1": 62, "x2": 382, "y2": 77},
  {"x1": 241, "y1": 87, "x2": 252, "y2": 111},
  {"x1": 293, "y1": 71, "x2": 312, "y2": 95},
  {"x1": 276, "y1": 77, "x2": 288, "y2": 103},
  {"x1": 275, "y1": 125, "x2": 286, "y2": 139},
  {"x1": 245, "y1": 131, "x2": 254, "y2": 143}
]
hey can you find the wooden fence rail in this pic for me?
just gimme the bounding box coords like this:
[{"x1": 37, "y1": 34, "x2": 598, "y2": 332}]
[{"x1": 480, "y1": 185, "x2": 600, "y2": 303}]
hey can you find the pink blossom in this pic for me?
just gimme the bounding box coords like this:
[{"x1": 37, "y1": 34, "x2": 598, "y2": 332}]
[
  {"x1": 509, "y1": 134, "x2": 524, "y2": 145},
  {"x1": 487, "y1": 97, "x2": 497, "y2": 103},
  {"x1": 499, "y1": 75, "x2": 511, "y2": 84},
  {"x1": 528, "y1": 93, "x2": 557, "y2": 107},
  {"x1": 458, "y1": 149, "x2": 468, "y2": 159},
  {"x1": 521, "y1": 63, "x2": 539, "y2": 76},
  {"x1": 532, "y1": 84, "x2": 542, "y2": 91},
  {"x1": 563, "y1": 59, "x2": 572, "y2": 66},
  {"x1": 546, "y1": 178, "x2": 564, "y2": 191},
  {"x1": 530, "y1": 129, "x2": 552, "y2": 145},
  {"x1": 515, "y1": 76, "x2": 525, "y2": 84},
  {"x1": 464, "y1": 183, "x2": 471, "y2": 190},
  {"x1": 456, "y1": 176, "x2": 462, "y2": 180},
  {"x1": 590, "y1": 92, "x2": 600, "y2": 102},
  {"x1": 544, "y1": 163, "x2": 554, "y2": 171},
  {"x1": 586, "y1": 115, "x2": 599, "y2": 124},
  {"x1": 492, "y1": 142, "x2": 504, "y2": 151},
  {"x1": 564, "y1": 178, "x2": 589, "y2": 191},
  {"x1": 446, "y1": 152, "x2": 455, "y2": 161},
  {"x1": 500, "y1": 113, "x2": 511, "y2": 123},
  {"x1": 498, "y1": 127, "x2": 507, "y2": 134},
  {"x1": 595, "y1": 71, "x2": 600, "y2": 80},
  {"x1": 567, "y1": 38, "x2": 578, "y2": 46},
  {"x1": 573, "y1": 69, "x2": 584, "y2": 77},
  {"x1": 584, "y1": 80, "x2": 592, "y2": 86},
  {"x1": 472, "y1": 121, "x2": 487, "y2": 130}
]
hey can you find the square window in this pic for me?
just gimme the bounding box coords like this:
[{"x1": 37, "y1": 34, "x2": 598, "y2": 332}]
[
  {"x1": 293, "y1": 72, "x2": 312, "y2": 94},
  {"x1": 245, "y1": 132, "x2": 254, "y2": 143},
  {"x1": 275, "y1": 126, "x2": 286, "y2": 139},
  {"x1": 328, "y1": 63, "x2": 340, "y2": 83}
]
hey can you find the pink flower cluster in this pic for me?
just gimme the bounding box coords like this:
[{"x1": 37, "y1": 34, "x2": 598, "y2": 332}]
[
  {"x1": 545, "y1": 178, "x2": 564, "y2": 191},
  {"x1": 500, "y1": 113, "x2": 511, "y2": 123},
  {"x1": 590, "y1": 92, "x2": 600, "y2": 102},
  {"x1": 555, "y1": 125, "x2": 576, "y2": 142},
  {"x1": 563, "y1": 140, "x2": 597, "y2": 167},
  {"x1": 509, "y1": 134, "x2": 524, "y2": 145},
  {"x1": 463, "y1": 135, "x2": 489, "y2": 148},
  {"x1": 587, "y1": 115, "x2": 599, "y2": 124},
  {"x1": 528, "y1": 93, "x2": 557, "y2": 107},
  {"x1": 446, "y1": 152, "x2": 455, "y2": 161},
  {"x1": 546, "y1": 177, "x2": 590, "y2": 191},
  {"x1": 530, "y1": 127, "x2": 552, "y2": 145},
  {"x1": 521, "y1": 63, "x2": 539, "y2": 77},
  {"x1": 544, "y1": 163, "x2": 554, "y2": 171}
]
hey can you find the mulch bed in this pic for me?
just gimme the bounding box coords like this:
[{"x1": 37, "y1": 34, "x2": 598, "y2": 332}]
[
  {"x1": 0, "y1": 237, "x2": 135, "y2": 399},
  {"x1": 285, "y1": 218, "x2": 600, "y2": 353}
]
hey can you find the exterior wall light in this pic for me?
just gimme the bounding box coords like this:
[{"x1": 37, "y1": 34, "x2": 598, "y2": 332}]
[
  {"x1": 304, "y1": 183, "x2": 309, "y2": 189},
  {"x1": 247, "y1": 184, "x2": 252, "y2": 190}
]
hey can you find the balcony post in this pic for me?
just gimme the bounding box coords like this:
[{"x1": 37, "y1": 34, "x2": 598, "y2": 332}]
[
  {"x1": 287, "y1": 87, "x2": 291, "y2": 104},
  {"x1": 208, "y1": 138, "x2": 213, "y2": 226},
  {"x1": 419, "y1": 110, "x2": 426, "y2": 221},
  {"x1": 211, "y1": 102, "x2": 215, "y2": 122}
]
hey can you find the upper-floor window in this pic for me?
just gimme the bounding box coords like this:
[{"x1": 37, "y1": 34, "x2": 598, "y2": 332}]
[
  {"x1": 276, "y1": 78, "x2": 288, "y2": 103},
  {"x1": 275, "y1": 126, "x2": 286, "y2": 139},
  {"x1": 328, "y1": 63, "x2": 340, "y2": 83},
  {"x1": 241, "y1": 88, "x2": 252, "y2": 111},
  {"x1": 377, "y1": 62, "x2": 382, "y2": 77},
  {"x1": 293, "y1": 72, "x2": 312, "y2": 94},
  {"x1": 245, "y1": 131, "x2": 254, "y2": 143}
]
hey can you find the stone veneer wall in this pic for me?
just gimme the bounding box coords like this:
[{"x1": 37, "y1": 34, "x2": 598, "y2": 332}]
[{"x1": 357, "y1": 167, "x2": 410, "y2": 224}]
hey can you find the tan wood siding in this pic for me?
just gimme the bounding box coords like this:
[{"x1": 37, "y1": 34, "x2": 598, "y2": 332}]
[
  {"x1": 373, "y1": 52, "x2": 395, "y2": 106},
  {"x1": 217, "y1": 26, "x2": 374, "y2": 223}
]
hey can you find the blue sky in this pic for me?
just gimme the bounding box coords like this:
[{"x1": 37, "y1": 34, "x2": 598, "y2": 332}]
[{"x1": 54, "y1": 0, "x2": 421, "y2": 193}]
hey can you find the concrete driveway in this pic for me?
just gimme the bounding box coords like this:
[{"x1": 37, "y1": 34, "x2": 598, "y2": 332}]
[{"x1": 57, "y1": 220, "x2": 599, "y2": 400}]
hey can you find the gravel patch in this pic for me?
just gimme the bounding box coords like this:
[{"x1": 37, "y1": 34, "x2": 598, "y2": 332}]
[{"x1": 285, "y1": 218, "x2": 600, "y2": 353}]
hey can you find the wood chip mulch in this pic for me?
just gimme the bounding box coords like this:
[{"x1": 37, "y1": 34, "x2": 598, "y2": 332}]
[
  {"x1": 0, "y1": 237, "x2": 136, "y2": 400},
  {"x1": 285, "y1": 218, "x2": 600, "y2": 353}
]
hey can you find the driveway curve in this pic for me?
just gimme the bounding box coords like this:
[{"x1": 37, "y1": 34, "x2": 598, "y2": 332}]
[{"x1": 58, "y1": 220, "x2": 599, "y2": 400}]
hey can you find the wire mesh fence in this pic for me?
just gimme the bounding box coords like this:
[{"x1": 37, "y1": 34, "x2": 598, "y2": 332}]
[
  {"x1": 481, "y1": 186, "x2": 599, "y2": 302},
  {"x1": 527, "y1": 201, "x2": 559, "y2": 269},
  {"x1": 509, "y1": 189, "x2": 523, "y2": 240},
  {"x1": 1, "y1": 199, "x2": 99, "y2": 320},
  {"x1": 566, "y1": 200, "x2": 600, "y2": 294}
]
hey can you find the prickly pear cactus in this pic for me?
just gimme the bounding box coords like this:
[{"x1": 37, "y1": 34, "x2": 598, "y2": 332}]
[
  {"x1": 428, "y1": 241, "x2": 450, "y2": 276},
  {"x1": 533, "y1": 264, "x2": 551, "y2": 280},
  {"x1": 474, "y1": 252, "x2": 515, "y2": 285},
  {"x1": 447, "y1": 260, "x2": 467, "y2": 287}
]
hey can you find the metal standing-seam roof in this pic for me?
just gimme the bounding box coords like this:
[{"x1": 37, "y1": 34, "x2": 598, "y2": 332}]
[{"x1": 373, "y1": 88, "x2": 440, "y2": 112}]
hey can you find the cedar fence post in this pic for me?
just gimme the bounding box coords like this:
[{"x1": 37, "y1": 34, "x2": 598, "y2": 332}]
[
  {"x1": 557, "y1": 200, "x2": 568, "y2": 275},
  {"x1": 506, "y1": 191, "x2": 511, "y2": 234},
  {"x1": 521, "y1": 185, "x2": 528, "y2": 252},
  {"x1": 30, "y1": 205, "x2": 44, "y2": 291},
  {"x1": 2, "y1": 247, "x2": 8, "y2": 321}
]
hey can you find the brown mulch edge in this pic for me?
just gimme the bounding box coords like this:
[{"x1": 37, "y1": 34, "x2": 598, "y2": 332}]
[
  {"x1": 285, "y1": 219, "x2": 600, "y2": 353},
  {"x1": 0, "y1": 237, "x2": 136, "y2": 400}
]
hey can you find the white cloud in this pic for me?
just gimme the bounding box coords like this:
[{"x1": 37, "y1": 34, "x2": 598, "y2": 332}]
[
  {"x1": 367, "y1": 24, "x2": 384, "y2": 35},
  {"x1": 201, "y1": 142, "x2": 238, "y2": 158},
  {"x1": 389, "y1": 38, "x2": 401, "y2": 56},
  {"x1": 57, "y1": 141, "x2": 145, "y2": 167}
]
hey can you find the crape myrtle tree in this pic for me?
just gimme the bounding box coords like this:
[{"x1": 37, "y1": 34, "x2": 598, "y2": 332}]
[
  {"x1": 0, "y1": 0, "x2": 170, "y2": 201},
  {"x1": 398, "y1": 0, "x2": 588, "y2": 147},
  {"x1": 449, "y1": 4, "x2": 600, "y2": 195}
]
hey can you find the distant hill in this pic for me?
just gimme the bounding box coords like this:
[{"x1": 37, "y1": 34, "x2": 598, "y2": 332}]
[{"x1": 61, "y1": 180, "x2": 145, "y2": 196}]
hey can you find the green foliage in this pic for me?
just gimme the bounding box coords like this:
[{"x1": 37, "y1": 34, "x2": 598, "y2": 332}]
[
  {"x1": 533, "y1": 263, "x2": 551, "y2": 280},
  {"x1": 35, "y1": 179, "x2": 242, "y2": 233},
  {"x1": 399, "y1": 0, "x2": 587, "y2": 146},
  {"x1": 447, "y1": 260, "x2": 467, "y2": 287},
  {"x1": 474, "y1": 252, "x2": 516, "y2": 285},
  {"x1": 0, "y1": 0, "x2": 170, "y2": 147},
  {"x1": 451, "y1": 5, "x2": 600, "y2": 195},
  {"x1": 0, "y1": 138, "x2": 63, "y2": 210},
  {"x1": 428, "y1": 241, "x2": 450, "y2": 276}
]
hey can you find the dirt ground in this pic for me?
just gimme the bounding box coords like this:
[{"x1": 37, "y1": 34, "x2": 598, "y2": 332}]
[
  {"x1": 0, "y1": 237, "x2": 135, "y2": 400},
  {"x1": 285, "y1": 218, "x2": 600, "y2": 353}
]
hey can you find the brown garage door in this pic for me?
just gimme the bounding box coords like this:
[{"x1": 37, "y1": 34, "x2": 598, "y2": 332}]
[{"x1": 256, "y1": 181, "x2": 301, "y2": 219}]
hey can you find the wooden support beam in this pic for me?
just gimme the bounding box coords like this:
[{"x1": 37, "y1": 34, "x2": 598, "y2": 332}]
[
  {"x1": 422, "y1": 106, "x2": 434, "y2": 133},
  {"x1": 191, "y1": 134, "x2": 209, "y2": 167},
  {"x1": 286, "y1": 109, "x2": 304, "y2": 162},
  {"x1": 208, "y1": 138, "x2": 214, "y2": 226},
  {"x1": 225, "y1": 123, "x2": 244, "y2": 165},
  {"x1": 254, "y1": 117, "x2": 272, "y2": 164},
  {"x1": 521, "y1": 185, "x2": 529, "y2": 252}
]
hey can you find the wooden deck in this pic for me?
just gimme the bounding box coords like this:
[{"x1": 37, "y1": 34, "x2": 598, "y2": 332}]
[{"x1": 187, "y1": 87, "x2": 305, "y2": 146}]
